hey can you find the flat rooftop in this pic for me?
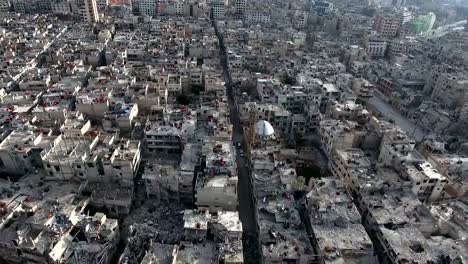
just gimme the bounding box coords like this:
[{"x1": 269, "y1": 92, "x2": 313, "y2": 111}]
[
  {"x1": 404, "y1": 161, "x2": 446, "y2": 182},
  {"x1": 336, "y1": 148, "x2": 371, "y2": 168},
  {"x1": 379, "y1": 226, "x2": 432, "y2": 263},
  {"x1": 365, "y1": 190, "x2": 433, "y2": 226}
]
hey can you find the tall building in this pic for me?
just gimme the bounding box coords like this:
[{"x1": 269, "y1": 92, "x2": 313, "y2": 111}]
[
  {"x1": 9, "y1": 0, "x2": 51, "y2": 13},
  {"x1": 373, "y1": 14, "x2": 401, "y2": 37},
  {"x1": 365, "y1": 37, "x2": 387, "y2": 57},
  {"x1": 158, "y1": 0, "x2": 200, "y2": 16},
  {"x1": 36, "y1": 0, "x2": 52, "y2": 12},
  {"x1": 139, "y1": 0, "x2": 156, "y2": 16},
  {"x1": 314, "y1": 0, "x2": 333, "y2": 15},
  {"x1": 431, "y1": 72, "x2": 468, "y2": 109},
  {"x1": 51, "y1": 0, "x2": 76, "y2": 15},
  {"x1": 11, "y1": 0, "x2": 26, "y2": 12},
  {"x1": 79, "y1": 0, "x2": 99, "y2": 23},
  {"x1": 234, "y1": 0, "x2": 246, "y2": 18},
  {"x1": 209, "y1": 0, "x2": 224, "y2": 19}
]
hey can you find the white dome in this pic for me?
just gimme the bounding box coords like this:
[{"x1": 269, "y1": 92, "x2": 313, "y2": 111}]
[{"x1": 255, "y1": 120, "x2": 274, "y2": 137}]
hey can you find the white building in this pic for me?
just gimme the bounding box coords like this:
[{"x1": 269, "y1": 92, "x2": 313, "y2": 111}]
[
  {"x1": 80, "y1": 0, "x2": 99, "y2": 24},
  {"x1": 210, "y1": 5, "x2": 224, "y2": 19},
  {"x1": 365, "y1": 38, "x2": 387, "y2": 58},
  {"x1": 183, "y1": 210, "x2": 243, "y2": 241},
  {"x1": 196, "y1": 140, "x2": 238, "y2": 212},
  {"x1": 102, "y1": 103, "x2": 139, "y2": 132},
  {"x1": 0, "y1": 130, "x2": 42, "y2": 176},
  {"x1": 161, "y1": 0, "x2": 200, "y2": 16},
  {"x1": 320, "y1": 83, "x2": 341, "y2": 108},
  {"x1": 378, "y1": 127, "x2": 417, "y2": 167},
  {"x1": 144, "y1": 116, "x2": 196, "y2": 155},
  {"x1": 75, "y1": 92, "x2": 109, "y2": 119},
  {"x1": 401, "y1": 161, "x2": 448, "y2": 202},
  {"x1": 41, "y1": 134, "x2": 103, "y2": 181}
]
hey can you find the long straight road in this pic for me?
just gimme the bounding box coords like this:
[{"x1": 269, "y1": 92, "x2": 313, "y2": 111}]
[
  {"x1": 212, "y1": 20, "x2": 261, "y2": 263},
  {"x1": 368, "y1": 92, "x2": 425, "y2": 142}
]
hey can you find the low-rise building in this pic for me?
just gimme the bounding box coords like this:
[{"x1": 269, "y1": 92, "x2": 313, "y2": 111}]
[
  {"x1": 195, "y1": 173, "x2": 238, "y2": 212},
  {"x1": 352, "y1": 78, "x2": 375, "y2": 99},
  {"x1": 0, "y1": 130, "x2": 44, "y2": 176},
  {"x1": 306, "y1": 178, "x2": 376, "y2": 264}
]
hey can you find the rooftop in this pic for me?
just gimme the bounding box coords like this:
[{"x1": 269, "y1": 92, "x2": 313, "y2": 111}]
[
  {"x1": 336, "y1": 149, "x2": 372, "y2": 168},
  {"x1": 404, "y1": 161, "x2": 446, "y2": 182},
  {"x1": 176, "y1": 241, "x2": 217, "y2": 264}
]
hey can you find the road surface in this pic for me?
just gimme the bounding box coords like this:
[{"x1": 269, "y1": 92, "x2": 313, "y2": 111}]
[
  {"x1": 213, "y1": 20, "x2": 261, "y2": 263},
  {"x1": 368, "y1": 92, "x2": 425, "y2": 142}
]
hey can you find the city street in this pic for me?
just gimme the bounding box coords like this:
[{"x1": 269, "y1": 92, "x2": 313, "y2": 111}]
[
  {"x1": 213, "y1": 20, "x2": 260, "y2": 263},
  {"x1": 368, "y1": 92, "x2": 425, "y2": 141},
  {"x1": 213, "y1": 19, "x2": 257, "y2": 233}
]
